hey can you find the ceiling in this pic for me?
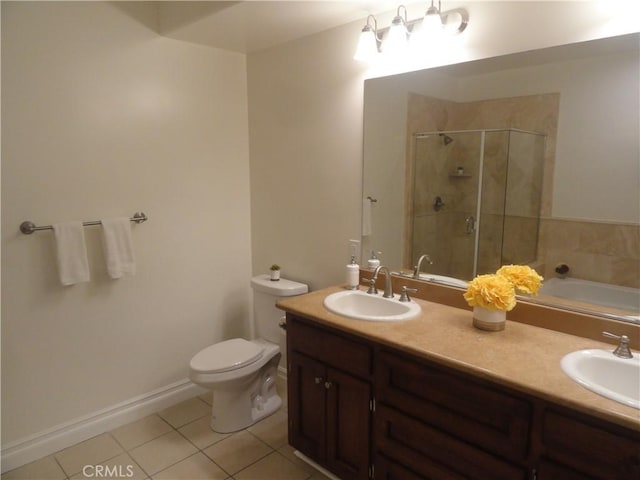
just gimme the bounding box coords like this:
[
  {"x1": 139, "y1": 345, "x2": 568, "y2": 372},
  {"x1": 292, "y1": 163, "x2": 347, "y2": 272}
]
[{"x1": 155, "y1": 1, "x2": 411, "y2": 53}]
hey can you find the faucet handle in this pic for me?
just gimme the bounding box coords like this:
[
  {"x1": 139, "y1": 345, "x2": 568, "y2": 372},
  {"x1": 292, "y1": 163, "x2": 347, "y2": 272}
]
[
  {"x1": 602, "y1": 332, "x2": 633, "y2": 359},
  {"x1": 399, "y1": 286, "x2": 418, "y2": 302},
  {"x1": 365, "y1": 278, "x2": 378, "y2": 295}
]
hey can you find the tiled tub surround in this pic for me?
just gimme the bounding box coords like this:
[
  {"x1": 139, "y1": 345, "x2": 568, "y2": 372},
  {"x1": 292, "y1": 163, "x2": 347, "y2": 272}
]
[
  {"x1": 279, "y1": 283, "x2": 640, "y2": 430},
  {"x1": 538, "y1": 217, "x2": 640, "y2": 289},
  {"x1": 1, "y1": 395, "x2": 329, "y2": 480}
]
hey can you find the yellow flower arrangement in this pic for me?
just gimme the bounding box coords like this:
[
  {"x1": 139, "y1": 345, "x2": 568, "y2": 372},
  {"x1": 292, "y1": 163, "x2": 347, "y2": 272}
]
[
  {"x1": 496, "y1": 265, "x2": 544, "y2": 295},
  {"x1": 463, "y1": 274, "x2": 517, "y2": 312},
  {"x1": 464, "y1": 265, "x2": 544, "y2": 312}
]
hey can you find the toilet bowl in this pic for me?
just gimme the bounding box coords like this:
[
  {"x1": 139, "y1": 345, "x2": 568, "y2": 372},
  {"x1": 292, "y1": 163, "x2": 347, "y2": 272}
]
[{"x1": 189, "y1": 275, "x2": 308, "y2": 433}]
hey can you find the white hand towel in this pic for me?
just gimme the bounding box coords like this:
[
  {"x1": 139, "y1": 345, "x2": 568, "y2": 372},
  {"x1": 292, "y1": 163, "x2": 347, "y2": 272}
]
[
  {"x1": 52, "y1": 222, "x2": 90, "y2": 286},
  {"x1": 101, "y1": 217, "x2": 136, "y2": 279},
  {"x1": 362, "y1": 198, "x2": 373, "y2": 236}
]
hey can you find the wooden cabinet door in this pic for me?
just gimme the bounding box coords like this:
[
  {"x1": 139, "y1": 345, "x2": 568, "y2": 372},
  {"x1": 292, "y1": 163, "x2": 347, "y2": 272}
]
[
  {"x1": 539, "y1": 409, "x2": 640, "y2": 479},
  {"x1": 288, "y1": 352, "x2": 327, "y2": 462},
  {"x1": 325, "y1": 367, "x2": 372, "y2": 480}
]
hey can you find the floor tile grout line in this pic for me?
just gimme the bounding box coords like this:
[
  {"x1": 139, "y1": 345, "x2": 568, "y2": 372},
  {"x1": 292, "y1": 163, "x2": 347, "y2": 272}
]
[
  {"x1": 170, "y1": 422, "x2": 238, "y2": 477},
  {"x1": 56, "y1": 432, "x2": 128, "y2": 479},
  {"x1": 147, "y1": 450, "x2": 215, "y2": 480},
  {"x1": 219, "y1": 447, "x2": 275, "y2": 479}
]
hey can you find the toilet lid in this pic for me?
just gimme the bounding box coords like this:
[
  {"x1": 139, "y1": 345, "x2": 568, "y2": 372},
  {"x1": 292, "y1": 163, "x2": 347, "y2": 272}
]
[{"x1": 190, "y1": 338, "x2": 265, "y2": 374}]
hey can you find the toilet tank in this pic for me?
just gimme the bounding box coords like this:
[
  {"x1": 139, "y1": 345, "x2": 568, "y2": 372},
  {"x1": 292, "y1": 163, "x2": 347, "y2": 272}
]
[{"x1": 251, "y1": 274, "x2": 308, "y2": 343}]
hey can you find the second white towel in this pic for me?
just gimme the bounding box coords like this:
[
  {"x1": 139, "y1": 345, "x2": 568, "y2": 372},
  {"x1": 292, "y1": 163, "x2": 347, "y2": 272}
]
[{"x1": 101, "y1": 217, "x2": 136, "y2": 279}]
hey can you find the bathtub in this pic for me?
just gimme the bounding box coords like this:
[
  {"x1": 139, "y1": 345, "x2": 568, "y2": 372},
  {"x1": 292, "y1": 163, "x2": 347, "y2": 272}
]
[{"x1": 540, "y1": 278, "x2": 640, "y2": 321}]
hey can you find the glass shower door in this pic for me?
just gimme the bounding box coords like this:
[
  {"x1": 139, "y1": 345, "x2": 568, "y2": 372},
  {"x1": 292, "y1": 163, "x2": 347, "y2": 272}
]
[
  {"x1": 410, "y1": 131, "x2": 483, "y2": 280},
  {"x1": 477, "y1": 129, "x2": 546, "y2": 274}
]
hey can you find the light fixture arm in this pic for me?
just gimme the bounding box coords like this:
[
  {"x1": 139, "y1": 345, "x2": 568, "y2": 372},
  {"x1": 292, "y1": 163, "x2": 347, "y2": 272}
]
[
  {"x1": 364, "y1": 14, "x2": 382, "y2": 43},
  {"x1": 426, "y1": 0, "x2": 441, "y2": 16},
  {"x1": 441, "y1": 7, "x2": 469, "y2": 34},
  {"x1": 392, "y1": 5, "x2": 408, "y2": 29}
]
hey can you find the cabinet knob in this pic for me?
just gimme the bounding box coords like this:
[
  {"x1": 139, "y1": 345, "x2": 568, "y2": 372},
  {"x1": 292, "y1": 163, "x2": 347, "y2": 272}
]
[
  {"x1": 324, "y1": 381, "x2": 333, "y2": 389},
  {"x1": 314, "y1": 377, "x2": 323, "y2": 384}
]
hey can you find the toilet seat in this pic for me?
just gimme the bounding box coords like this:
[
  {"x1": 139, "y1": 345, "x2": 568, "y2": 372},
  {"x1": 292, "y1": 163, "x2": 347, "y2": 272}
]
[{"x1": 190, "y1": 338, "x2": 264, "y2": 374}]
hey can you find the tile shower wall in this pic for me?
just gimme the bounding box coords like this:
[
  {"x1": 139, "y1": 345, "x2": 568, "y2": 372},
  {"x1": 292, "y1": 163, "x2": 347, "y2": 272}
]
[{"x1": 407, "y1": 93, "x2": 556, "y2": 277}]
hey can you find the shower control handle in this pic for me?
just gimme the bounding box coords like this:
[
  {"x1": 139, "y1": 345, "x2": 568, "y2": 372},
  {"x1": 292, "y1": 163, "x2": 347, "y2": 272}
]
[
  {"x1": 465, "y1": 215, "x2": 476, "y2": 235},
  {"x1": 433, "y1": 196, "x2": 445, "y2": 212}
]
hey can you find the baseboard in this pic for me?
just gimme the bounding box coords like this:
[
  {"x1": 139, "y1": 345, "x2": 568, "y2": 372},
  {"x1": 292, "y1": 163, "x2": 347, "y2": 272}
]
[
  {"x1": 1, "y1": 379, "x2": 208, "y2": 473},
  {"x1": 293, "y1": 450, "x2": 341, "y2": 480}
]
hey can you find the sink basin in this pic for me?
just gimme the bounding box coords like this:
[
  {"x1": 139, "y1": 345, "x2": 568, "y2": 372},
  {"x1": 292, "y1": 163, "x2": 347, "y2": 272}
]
[
  {"x1": 323, "y1": 290, "x2": 421, "y2": 322},
  {"x1": 561, "y1": 349, "x2": 640, "y2": 409}
]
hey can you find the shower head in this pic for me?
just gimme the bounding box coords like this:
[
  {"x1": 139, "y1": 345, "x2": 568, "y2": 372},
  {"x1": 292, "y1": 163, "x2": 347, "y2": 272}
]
[{"x1": 439, "y1": 133, "x2": 454, "y2": 146}]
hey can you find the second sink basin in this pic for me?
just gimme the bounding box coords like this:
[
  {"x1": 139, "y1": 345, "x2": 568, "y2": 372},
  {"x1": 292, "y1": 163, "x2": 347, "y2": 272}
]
[
  {"x1": 323, "y1": 290, "x2": 421, "y2": 322},
  {"x1": 561, "y1": 349, "x2": 640, "y2": 409}
]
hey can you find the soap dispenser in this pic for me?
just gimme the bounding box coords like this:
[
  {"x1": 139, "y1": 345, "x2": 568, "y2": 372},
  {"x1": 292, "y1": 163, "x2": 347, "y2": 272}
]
[
  {"x1": 346, "y1": 248, "x2": 360, "y2": 290},
  {"x1": 367, "y1": 250, "x2": 381, "y2": 269}
]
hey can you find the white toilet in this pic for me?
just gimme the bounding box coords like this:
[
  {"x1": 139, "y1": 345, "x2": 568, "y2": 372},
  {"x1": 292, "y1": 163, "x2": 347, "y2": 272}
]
[{"x1": 189, "y1": 274, "x2": 308, "y2": 433}]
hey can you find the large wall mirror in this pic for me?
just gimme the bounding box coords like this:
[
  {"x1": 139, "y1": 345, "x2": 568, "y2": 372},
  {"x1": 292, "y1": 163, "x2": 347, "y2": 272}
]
[{"x1": 362, "y1": 33, "x2": 639, "y2": 323}]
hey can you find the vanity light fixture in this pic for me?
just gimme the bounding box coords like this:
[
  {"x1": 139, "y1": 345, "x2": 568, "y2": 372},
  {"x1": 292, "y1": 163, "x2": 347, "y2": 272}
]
[
  {"x1": 410, "y1": 0, "x2": 444, "y2": 47},
  {"x1": 354, "y1": 1, "x2": 469, "y2": 62},
  {"x1": 354, "y1": 15, "x2": 381, "y2": 62},
  {"x1": 384, "y1": 5, "x2": 410, "y2": 55}
]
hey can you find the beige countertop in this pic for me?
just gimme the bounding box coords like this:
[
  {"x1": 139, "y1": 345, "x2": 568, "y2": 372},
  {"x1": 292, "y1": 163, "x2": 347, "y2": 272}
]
[{"x1": 277, "y1": 285, "x2": 640, "y2": 432}]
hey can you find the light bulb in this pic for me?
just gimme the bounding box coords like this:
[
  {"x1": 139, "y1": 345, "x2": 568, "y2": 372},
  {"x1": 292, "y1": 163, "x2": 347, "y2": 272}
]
[
  {"x1": 384, "y1": 17, "x2": 408, "y2": 56},
  {"x1": 354, "y1": 26, "x2": 379, "y2": 62}
]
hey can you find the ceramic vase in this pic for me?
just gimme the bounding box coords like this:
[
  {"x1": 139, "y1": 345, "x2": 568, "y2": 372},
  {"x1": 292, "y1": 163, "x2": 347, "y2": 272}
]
[
  {"x1": 270, "y1": 270, "x2": 280, "y2": 281},
  {"x1": 472, "y1": 306, "x2": 506, "y2": 331}
]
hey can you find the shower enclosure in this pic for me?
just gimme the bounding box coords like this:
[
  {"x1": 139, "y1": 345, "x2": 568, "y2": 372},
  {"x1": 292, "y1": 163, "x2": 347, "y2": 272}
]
[{"x1": 409, "y1": 128, "x2": 546, "y2": 280}]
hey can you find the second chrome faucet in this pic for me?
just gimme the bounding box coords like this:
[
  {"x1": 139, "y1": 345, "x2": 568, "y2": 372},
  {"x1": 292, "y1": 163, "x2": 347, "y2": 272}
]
[
  {"x1": 413, "y1": 254, "x2": 433, "y2": 279},
  {"x1": 372, "y1": 265, "x2": 394, "y2": 298}
]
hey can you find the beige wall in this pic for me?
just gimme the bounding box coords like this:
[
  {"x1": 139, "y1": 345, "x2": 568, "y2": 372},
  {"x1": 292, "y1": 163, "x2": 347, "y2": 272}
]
[
  {"x1": 2, "y1": 2, "x2": 251, "y2": 444},
  {"x1": 247, "y1": 23, "x2": 366, "y2": 291}
]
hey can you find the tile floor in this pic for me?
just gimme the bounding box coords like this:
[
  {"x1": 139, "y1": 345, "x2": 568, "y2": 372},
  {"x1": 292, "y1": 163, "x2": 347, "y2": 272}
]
[{"x1": 2, "y1": 393, "x2": 331, "y2": 480}]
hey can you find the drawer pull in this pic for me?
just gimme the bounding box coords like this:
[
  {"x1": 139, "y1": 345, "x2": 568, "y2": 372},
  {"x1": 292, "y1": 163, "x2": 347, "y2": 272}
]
[
  {"x1": 314, "y1": 376, "x2": 323, "y2": 384},
  {"x1": 324, "y1": 381, "x2": 333, "y2": 389}
]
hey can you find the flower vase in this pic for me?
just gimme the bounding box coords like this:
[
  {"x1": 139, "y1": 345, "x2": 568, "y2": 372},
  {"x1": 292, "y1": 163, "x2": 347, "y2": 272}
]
[
  {"x1": 472, "y1": 306, "x2": 506, "y2": 331},
  {"x1": 270, "y1": 270, "x2": 280, "y2": 281}
]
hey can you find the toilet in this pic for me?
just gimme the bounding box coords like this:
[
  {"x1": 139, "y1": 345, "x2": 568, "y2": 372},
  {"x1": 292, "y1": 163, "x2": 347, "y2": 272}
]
[{"x1": 189, "y1": 274, "x2": 308, "y2": 433}]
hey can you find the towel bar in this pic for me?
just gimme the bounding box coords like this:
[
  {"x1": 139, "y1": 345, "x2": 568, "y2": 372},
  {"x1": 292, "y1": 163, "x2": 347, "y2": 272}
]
[{"x1": 20, "y1": 212, "x2": 148, "y2": 235}]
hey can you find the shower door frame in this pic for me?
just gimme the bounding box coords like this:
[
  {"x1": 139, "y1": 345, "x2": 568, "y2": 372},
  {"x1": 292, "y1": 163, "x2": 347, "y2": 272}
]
[{"x1": 405, "y1": 128, "x2": 545, "y2": 279}]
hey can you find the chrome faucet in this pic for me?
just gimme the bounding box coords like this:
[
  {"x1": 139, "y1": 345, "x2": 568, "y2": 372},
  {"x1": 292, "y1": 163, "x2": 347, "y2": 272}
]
[
  {"x1": 372, "y1": 265, "x2": 394, "y2": 298},
  {"x1": 603, "y1": 332, "x2": 634, "y2": 359},
  {"x1": 413, "y1": 254, "x2": 433, "y2": 279}
]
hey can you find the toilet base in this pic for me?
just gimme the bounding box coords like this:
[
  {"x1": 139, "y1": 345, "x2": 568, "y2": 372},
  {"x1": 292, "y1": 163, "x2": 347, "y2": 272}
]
[
  {"x1": 210, "y1": 392, "x2": 282, "y2": 433},
  {"x1": 208, "y1": 356, "x2": 282, "y2": 433}
]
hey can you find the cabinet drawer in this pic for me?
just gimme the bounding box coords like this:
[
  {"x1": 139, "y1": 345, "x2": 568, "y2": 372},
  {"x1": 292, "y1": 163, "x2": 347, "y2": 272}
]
[
  {"x1": 376, "y1": 405, "x2": 528, "y2": 480},
  {"x1": 288, "y1": 317, "x2": 372, "y2": 378},
  {"x1": 376, "y1": 350, "x2": 531, "y2": 461},
  {"x1": 375, "y1": 454, "x2": 425, "y2": 480},
  {"x1": 541, "y1": 409, "x2": 640, "y2": 478}
]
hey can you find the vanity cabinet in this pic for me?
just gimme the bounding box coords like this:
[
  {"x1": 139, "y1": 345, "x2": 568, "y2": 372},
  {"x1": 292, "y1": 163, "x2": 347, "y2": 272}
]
[
  {"x1": 285, "y1": 312, "x2": 640, "y2": 480},
  {"x1": 287, "y1": 316, "x2": 374, "y2": 480},
  {"x1": 375, "y1": 349, "x2": 531, "y2": 479}
]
